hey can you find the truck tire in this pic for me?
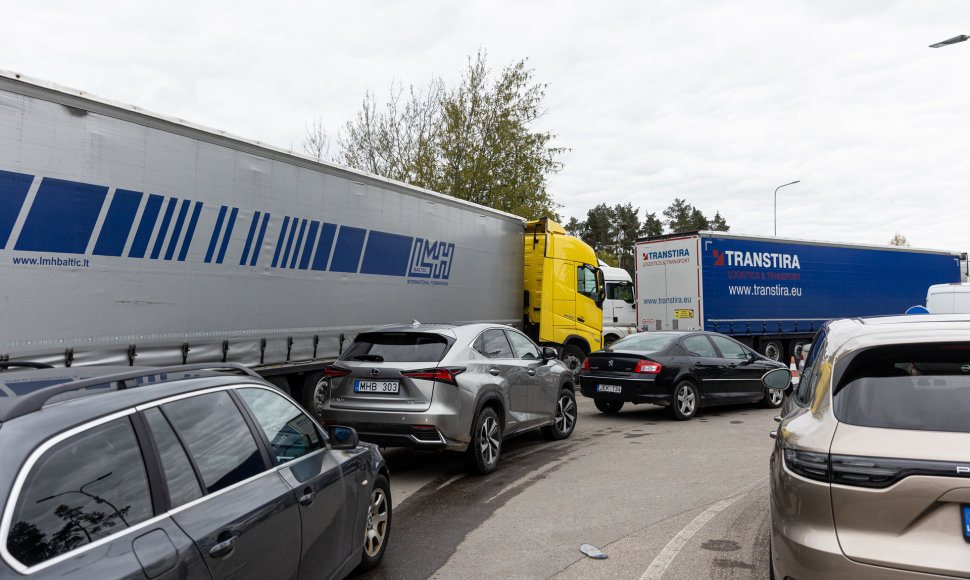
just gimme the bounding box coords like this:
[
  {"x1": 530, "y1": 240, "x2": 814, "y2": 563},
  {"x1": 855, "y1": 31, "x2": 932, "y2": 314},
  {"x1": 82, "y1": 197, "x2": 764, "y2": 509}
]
[
  {"x1": 761, "y1": 340, "x2": 784, "y2": 362},
  {"x1": 301, "y1": 371, "x2": 329, "y2": 417},
  {"x1": 560, "y1": 344, "x2": 586, "y2": 372},
  {"x1": 265, "y1": 375, "x2": 291, "y2": 396},
  {"x1": 604, "y1": 334, "x2": 620, "y2": 347},
  {"x1": 788, "y1": 340, "x2": 808, "y2": 362}
]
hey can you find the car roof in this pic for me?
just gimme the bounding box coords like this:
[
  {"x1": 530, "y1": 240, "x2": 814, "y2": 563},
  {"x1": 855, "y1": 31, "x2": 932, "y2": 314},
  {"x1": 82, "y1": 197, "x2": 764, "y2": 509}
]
[{"x1": 820, "y1": 314, "x2": 970, "y2": 358}]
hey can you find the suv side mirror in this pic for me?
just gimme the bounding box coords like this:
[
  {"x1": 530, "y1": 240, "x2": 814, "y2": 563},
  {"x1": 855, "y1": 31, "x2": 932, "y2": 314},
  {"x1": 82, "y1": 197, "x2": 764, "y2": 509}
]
[
  {"x1": 541, "y1": 346, "x2": 559, "y2": 362},
  {"x1": 762, "y1": 368, "x2": 792, "y2": 391}
]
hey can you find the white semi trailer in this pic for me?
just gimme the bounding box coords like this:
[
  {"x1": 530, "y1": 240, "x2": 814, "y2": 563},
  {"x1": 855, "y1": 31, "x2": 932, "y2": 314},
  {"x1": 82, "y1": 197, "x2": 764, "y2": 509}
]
[{"x1": 0, "y1": 71, "x2": 527, "y2": 411}]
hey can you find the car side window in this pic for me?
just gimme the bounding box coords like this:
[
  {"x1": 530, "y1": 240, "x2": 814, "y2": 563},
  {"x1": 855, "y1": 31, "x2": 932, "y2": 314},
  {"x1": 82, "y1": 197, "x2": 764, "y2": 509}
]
[
  {"x1": 6, "y1": 417, "x2": 154, "y2": 567},
  {"x1": 237, "y1": 387, "x2": 323, "y2": 465},
  {"x1": 474, "y1": 329, "x2": 515, "y2": 359},
  {"x1": 795, "y1": 338, "x2": 827, "y2": 407},
  {"x1": 506, "y1": 330, "x2": 541, "y2": 360},
  {"x1": 143, "y1": 407, "x2": 204, "y2": 508},
  {"x1": 682, "y1": 335, "x2": 717, "y2": 357},
  {"x1": 709, "y1": 335, "x2": 748, "y2": 360},
  {"x1": 161, "y1": 391, "x2": 265, "y2": 494}
]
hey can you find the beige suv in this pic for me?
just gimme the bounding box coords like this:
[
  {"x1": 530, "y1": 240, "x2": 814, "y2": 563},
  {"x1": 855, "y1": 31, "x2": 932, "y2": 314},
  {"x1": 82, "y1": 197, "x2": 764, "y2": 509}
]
[{"x1": 763, "y1": 314, "x2": 970, "y2": 579}]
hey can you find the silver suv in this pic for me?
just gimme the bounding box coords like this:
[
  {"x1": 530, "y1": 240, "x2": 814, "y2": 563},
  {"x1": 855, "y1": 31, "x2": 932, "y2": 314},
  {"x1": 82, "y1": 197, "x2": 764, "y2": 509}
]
[
  {"x1": 764, "y1": 314, "x2": 970, "y2": 579},
  {"x1": 315, "y1": 323, "x2": 577, "y2": 474}
]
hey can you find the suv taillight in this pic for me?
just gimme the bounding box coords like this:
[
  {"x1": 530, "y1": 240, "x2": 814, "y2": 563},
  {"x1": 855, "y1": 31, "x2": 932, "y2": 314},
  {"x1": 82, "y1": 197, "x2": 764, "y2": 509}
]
[
  {"x1": 324, "y1": 365, "x2": 351, "y2": 378},
  {"x1": 401, "y1": 367, "x2": 466, "y2": 386},
  {"x1": 633, "y1": 360, "x2": 662, "y2": 374}
]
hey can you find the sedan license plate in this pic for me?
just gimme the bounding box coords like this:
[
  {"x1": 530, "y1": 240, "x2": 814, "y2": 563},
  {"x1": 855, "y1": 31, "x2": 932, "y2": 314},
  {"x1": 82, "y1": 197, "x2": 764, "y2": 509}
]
[
  {"x1": 354, "y1": 380, "x2": 399, "y2": 394},
  {"x1": 597, "y1": 384, "x2": 622, "y2": 394},
  {"x1": 963, "y1": 505, "x2": 970, "y2": 543}
]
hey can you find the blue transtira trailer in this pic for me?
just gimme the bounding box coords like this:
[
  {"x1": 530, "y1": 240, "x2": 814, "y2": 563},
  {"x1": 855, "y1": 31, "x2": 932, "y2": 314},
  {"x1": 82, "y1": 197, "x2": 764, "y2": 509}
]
[{"x1": 634, "y1": 231, "x2": 964, "y2": 361}]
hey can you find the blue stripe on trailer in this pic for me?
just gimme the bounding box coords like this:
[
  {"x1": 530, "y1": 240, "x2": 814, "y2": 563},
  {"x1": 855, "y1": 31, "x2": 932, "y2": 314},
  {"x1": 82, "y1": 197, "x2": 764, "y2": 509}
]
[
  {"x1": 299, "y1": 221, "x2": 320, "y2": 270},
  {"x1": 311, "y1": 223, "x2": 336, "y2": 271},
  {"x1": 15, "y1": 177, "x2": 108, "y2": 254},
  {"x1": 150, "y1": 198, "x2": 178, "y2": 260},
  {"x1": 164, "y1": 199, "x2": 192, "y2": 261},
  {"x1": 360, "y1": 231, "x2": 413, "y2": 276},
  {"x1": 329, "y1": 226, "x2": 366, "y2": 273},
  {"x1": 93, "y1": 189, "x2": 143, "y2": 257},
  {"x1": 280, "y1": 215, "x2": 298, "y2": 268},
  {"x1": 216, "y1": 207, "x2": 238, "y2": 264},
  {"x1": 250, "y1": 213, "x2": 270, "y2": 266},
  {"x1": 0, "y1": 170, "x2": 34, "y2": 249},
  {"x1": 290, "y1": 219, "x2": 308, "y2": 269},
  {"x1": 129, "y1": 194, "x2": 164, "y2": 258},
  {"x1": 178, "y1": 201, "x2": 203, "y2": 262},
  {"x1": 271, "y1": 216, "x2": 291, "y2": 268},
  {"x1": 240, "y1": 211, "x2": 261, "y2": 266},
  {"x1": 205, "y1": 206, "x2": 228, "y2": 264}
]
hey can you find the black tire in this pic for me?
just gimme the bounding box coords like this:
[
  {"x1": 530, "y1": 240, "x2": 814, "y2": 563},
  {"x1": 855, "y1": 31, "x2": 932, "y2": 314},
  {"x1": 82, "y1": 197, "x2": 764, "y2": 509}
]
[
  {"x1": 761, "y1": 340, "x2": 784, "y2": 362},
  {"x1": 356, "y1": 473, "x2": 392, "y2": 572},
  {"x1": 788, "y1": 340, "x2": 807, "y2": 363},
  {"x1": 265, "y1": 375, "x2": 291, "y2": 396},
  {"x1": 669, "y1": 380, "x2": 699, "y2": 420},
  {"x1": 300, "y1": 371, "x2": 329, "y2": 417},
  {"x1": 465, "y1": 407, "x2": 502, "y2": 475},
  {"x1": 560, "y1": 344, "x2": 586, "y2": 373},
  {"x1": 768, "y1": 533, "x2": 775, "y2": 580},
  {"x1": 594, "y1": 399, "x2": 624, "y2": 414},
  {"x1": 762, "y1": 387, "x2": 784, "y2": 408},
  {"x1": 542, "y1": 388, "x2": 577, "y2": 440}
]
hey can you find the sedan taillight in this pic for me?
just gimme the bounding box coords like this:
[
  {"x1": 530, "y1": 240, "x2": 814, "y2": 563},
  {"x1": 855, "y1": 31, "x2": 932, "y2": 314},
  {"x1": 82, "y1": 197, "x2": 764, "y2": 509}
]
[
  {"x1": 633, "y1": 360, "x2": 662, "y2": 374},
  {"x1": 401, "y1": 367, "x2": 466, "y2": 386},
  {"x1": 581, "y1": 358, "x2": 590, "y2": 371}
]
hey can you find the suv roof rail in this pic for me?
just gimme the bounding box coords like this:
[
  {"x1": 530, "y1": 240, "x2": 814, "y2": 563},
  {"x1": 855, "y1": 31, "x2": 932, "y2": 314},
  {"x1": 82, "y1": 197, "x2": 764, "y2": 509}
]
[{"x1": 0, "y1": 362, "x2": 262, "y2": 423}]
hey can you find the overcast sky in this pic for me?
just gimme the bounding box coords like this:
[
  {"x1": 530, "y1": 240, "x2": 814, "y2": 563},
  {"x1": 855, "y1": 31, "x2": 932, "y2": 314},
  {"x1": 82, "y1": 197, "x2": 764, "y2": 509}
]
[{"x1": 4, "y1": 1, "x2": 969, "y2": 253}]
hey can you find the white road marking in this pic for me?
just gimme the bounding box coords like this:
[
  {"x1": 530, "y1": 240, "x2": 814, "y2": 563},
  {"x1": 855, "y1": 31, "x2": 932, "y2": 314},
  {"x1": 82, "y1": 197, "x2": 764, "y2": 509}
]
[{"x1": 639, "y1": 494, "x2": 743, "y2": 580}]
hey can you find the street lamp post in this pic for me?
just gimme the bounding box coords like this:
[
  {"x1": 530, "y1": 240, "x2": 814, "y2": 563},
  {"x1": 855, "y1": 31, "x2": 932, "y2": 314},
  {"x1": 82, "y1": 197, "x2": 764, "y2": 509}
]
[
  {"x1": 773, "y1": 180, "x2": 800, "y2": 236},
  {"x1": 930, "y1": 35, "x2": 969, "y2": 48}
]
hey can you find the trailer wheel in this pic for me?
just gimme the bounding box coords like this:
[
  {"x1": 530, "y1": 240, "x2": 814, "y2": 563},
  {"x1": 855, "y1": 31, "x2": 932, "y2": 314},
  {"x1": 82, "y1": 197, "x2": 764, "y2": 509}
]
[
  {"x1": 788, "y1": 340, "x2": 808, "y2": 362},
  {"x1": 301, "y1": 371, "x2": 329, "y2": 417},
  {"x1": 560, "y1": 344, "x2": 586, "y2": 372},
  {"x1": 266, "y1": 376, "x2": 291, "y2": 396},
  {"x1": 761, "y1": 340, "x2": 784, "y2": 362}
]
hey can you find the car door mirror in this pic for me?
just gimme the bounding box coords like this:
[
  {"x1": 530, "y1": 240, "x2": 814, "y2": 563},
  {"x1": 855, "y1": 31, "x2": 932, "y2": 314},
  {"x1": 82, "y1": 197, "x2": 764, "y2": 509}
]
[
  {"x1": 762, "y1": 368, "x2": 792, "y2": 391},
  {"x1": 326, "y1": 425, "x2": 359, "y2": 450},
  {"x1": 541, "y1": 346, "x2": 559, "y2": 362}
]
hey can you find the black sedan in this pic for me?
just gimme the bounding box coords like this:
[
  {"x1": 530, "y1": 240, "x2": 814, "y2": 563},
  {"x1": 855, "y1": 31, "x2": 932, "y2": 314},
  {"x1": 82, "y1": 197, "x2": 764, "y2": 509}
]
[{"x1": 578, "y1": 331, "x2": 785, "y2": 420}]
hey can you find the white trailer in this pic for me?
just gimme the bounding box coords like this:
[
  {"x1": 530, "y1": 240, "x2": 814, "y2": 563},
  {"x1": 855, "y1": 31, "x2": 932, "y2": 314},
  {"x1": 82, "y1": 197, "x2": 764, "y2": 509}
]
[{"x1": 0, "y1": 71, "x2": 524, "y2": 409}]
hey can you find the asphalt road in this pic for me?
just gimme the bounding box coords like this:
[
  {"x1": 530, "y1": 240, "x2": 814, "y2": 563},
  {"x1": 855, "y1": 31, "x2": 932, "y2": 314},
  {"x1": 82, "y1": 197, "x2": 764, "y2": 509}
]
[{"x1": 355, "y1": 394, "x2": 777, "y2": 579}]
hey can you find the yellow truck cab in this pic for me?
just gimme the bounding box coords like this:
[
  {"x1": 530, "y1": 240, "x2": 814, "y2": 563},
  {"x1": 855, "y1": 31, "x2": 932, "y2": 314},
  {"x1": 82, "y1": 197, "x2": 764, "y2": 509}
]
[{"x1": 523, "y1": 218, "x2": 606, "y2": 371}]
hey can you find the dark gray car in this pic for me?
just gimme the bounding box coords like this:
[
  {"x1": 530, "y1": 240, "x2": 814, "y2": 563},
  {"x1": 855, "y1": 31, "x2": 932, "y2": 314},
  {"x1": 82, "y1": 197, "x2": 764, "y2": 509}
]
[
  {"x1": 0, "y1": 363, "x2": 390, "y2": 579},
  {"x1": 315, "y1": 323, "x2": 577, "y2": 474}
]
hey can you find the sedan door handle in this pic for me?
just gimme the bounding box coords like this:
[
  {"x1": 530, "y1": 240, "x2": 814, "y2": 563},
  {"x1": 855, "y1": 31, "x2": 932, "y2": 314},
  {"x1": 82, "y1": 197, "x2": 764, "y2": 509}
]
[
  {"x1": 209, "y1": 535, "x2": 237, "y2": 558},
  {"x1": 769, "y1": 430, "x2": 778, "y2": 439},
  {"x1": 488, "y1": 368, "x2": 501, "y2": 376},
  {"x1": 299, "y1": 490, "x2": 316, "y2": 506},
  {"x1": 527, "y1": 369, "x2": 536, "y2": 376}
]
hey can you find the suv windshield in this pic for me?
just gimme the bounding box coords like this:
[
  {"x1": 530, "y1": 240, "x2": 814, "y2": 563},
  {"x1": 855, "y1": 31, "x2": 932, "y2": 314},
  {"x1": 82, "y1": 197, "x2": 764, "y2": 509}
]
[
  {"x1": 832, "y1": 342, "x2": 970, "y2": 433},
  {"x1": 343, "y1": 332, "x2": 450, "y2": 362}
]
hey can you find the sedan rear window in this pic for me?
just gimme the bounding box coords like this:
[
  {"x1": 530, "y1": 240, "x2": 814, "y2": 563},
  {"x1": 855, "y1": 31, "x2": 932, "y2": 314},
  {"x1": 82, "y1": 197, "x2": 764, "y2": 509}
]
[
  {"x1": 344, "y1": 332, "x2": 450, "y2": 362},
  {"x1": 608, "y1": 332, "x2": 677, "y2": 353},
  {"x1": 833, "y1": 342, "x2": 970, "y2": 433}
]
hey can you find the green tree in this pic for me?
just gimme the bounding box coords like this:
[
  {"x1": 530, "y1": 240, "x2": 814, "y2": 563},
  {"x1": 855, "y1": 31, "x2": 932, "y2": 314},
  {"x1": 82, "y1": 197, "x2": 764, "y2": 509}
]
[
  {"x1": 641, "y1": 211, "x2": 663, "y2": 237},
  {"x1": 332, "y1": 51, "x2": 564, "y2": 220},
  {"x1": 662, "y1": 198, "x2": 729, "y2": 233}
]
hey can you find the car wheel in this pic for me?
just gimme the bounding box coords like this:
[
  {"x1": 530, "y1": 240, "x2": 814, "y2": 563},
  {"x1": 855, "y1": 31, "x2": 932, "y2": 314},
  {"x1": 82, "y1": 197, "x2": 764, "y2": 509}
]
[
  {"x1": 761, "y1": 340, "x2": 783, "y2": 362},
  {"x1": 356, "y1": 473, "x2": 392, "y2": 572},
  {"x1": 669, "y1": 380, "x2": 699, "y2": 420},
  {"x1": 542, "y1": 388, "x2": 577, "y2": 440},
  {"x1": 594, "y1": 399, "x2": 623, "y2": 414},
  {"x1": 768, "y1": 533, "x2": 775, "y2": 580},
  {"x1": 301, "y1": 371, "x2": 329, "y2": 417},
  {"x1": 560, "y1": 344, "x2": 586, "y2": 373},
  {"x1": 465, "y1": 407, "x2": 502, "y2": 475},
  {"x1": 762, "y1": 387, "x2": 784, "y2": 408}
]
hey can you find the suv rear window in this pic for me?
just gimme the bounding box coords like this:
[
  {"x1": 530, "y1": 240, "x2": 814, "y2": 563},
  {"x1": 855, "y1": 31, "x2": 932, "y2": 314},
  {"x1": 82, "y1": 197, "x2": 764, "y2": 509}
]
[
  {"x1": 343, "y1": 332, "x2": 450, "y2": 362},
  {"x1": 833, "y1": 342, "x2": 970, "y2": 433}
]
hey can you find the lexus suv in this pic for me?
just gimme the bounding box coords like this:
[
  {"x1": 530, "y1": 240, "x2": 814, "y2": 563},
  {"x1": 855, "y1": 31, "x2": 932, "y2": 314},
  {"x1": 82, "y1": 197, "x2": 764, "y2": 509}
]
[
  {"x1": 314, "y1": 322, "x2": 577, "y2": 474},
  {"x1": 0, "y1": 362, "x2": 390, "y2": 579},
  {"x1": 764, "y1": 314, "x2": 970, "y2": 579}
]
